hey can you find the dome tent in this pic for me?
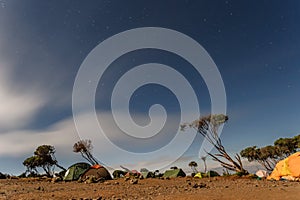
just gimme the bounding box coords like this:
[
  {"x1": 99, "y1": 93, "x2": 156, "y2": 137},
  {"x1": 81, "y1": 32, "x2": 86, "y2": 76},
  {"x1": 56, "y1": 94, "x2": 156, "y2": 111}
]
[
  {"x1": 80, "y1": 164, "x2": 112, "y2": 181},
  {"x1": 163, "y1": 168, "x2": 186, "y2": 178},
  {"x1": 267, "y1": 152, "x2": 300, "y2": 181},
  {"x1": 63, "y1": 162, "x2": 91, "y2": 181}
]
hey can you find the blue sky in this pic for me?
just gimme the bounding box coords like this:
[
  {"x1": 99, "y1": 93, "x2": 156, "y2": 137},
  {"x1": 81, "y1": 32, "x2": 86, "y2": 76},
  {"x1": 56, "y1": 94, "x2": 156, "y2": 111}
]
[{"x1": 0, "y1": 0, "x2": 300, "y2": 175}]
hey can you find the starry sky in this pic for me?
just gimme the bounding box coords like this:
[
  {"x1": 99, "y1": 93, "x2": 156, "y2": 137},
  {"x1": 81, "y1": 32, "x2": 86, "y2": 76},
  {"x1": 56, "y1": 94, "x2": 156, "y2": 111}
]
[{"x1": 0, "y1": 0, "x2": 300, "y2": 175}]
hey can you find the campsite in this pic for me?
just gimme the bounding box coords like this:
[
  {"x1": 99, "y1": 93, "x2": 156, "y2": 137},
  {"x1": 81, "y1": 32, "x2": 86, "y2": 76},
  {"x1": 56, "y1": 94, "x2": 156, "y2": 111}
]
[
  {"x1": 1, "y1": 1, "x2": 300, "y2": 199},
  {"x1": 1, "y1": 175, "x2": 300, "y2": 200},
  {"x1": 0, "y1": 117, "x2": 300, "y2": 199}
]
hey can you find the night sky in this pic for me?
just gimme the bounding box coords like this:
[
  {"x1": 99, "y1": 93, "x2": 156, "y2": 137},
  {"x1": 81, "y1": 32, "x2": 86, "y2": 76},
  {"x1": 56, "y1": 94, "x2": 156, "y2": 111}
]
[{"x1": 0, "y1": 1, "x2": 300, "y2": 174}]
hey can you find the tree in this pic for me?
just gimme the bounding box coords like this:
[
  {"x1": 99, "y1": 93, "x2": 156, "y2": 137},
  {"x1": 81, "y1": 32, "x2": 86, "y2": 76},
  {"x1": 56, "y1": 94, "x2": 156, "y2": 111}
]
[
  {"x1": 181, "y1": 114, "x2": 248, "y2": 174},
  {"x1": 274, "y1": 137, "x2": 297, "y2": 157},
  {"x1": 201, "y1": 156, "x2": 207, "y2": 173},
  {"x1": 240, "y1": 145, "x2": 279, "y2": 172},
  {"x1": 23, "y1": 145, "x2": 65, "y2": 176},
  {"x1": 294, "y1": 134, "x2": 300, "y2": 149},
  {"x1": 34, "y1": 145, "x2": 66, "y2": 171},
  {"x1": 188, "y1": 161, "x2": 198, "y2": 173},
  {"x1": 23, "y1": 156, "x2": 39, "y2": 175},
  {"x1": 73, "y1": 139, "x2": 98, "y2": 165},
  {"x1": 241, "y1": 134, "x2": 300, "y2": 172}
]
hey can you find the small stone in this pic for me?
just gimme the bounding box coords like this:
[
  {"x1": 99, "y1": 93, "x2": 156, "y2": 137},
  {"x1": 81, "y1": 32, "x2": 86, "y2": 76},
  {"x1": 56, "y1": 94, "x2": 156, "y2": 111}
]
[{"x1": 130, "y1": 179, "x2": 138, "y2": 184}]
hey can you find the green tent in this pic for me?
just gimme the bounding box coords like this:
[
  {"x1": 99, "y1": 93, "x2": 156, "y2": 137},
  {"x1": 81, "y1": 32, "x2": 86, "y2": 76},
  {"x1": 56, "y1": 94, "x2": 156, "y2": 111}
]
[
  {"x1": 63, "y1": 162, "x2": 91, "y2": 181},
  {"x1": 141, "y1": 171, "x2": 155, "y2": 178},
  {"x1": 163, "y1": 169, "x2": 186, "y2": 178},
  {"x1": 206, "y1": 170, "x2": 220, "y2": 177}
]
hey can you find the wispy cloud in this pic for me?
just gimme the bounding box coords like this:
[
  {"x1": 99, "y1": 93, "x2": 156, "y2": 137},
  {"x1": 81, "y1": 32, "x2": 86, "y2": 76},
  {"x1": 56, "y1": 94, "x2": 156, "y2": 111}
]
[{"x1": 0, "y1": 64, "x2": 46, "y2": 131}]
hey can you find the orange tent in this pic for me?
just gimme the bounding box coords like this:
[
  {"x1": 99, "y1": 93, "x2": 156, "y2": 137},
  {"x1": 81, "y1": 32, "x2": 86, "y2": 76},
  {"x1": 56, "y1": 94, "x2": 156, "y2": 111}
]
[{"x1": 267, "y1": 152, "x2": 300, "y2": 181}]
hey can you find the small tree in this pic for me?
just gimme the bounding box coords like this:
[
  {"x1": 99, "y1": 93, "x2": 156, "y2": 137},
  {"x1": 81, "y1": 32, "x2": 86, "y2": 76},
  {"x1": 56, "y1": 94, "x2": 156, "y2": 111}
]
[
  {"x1": 240, "y1": 146, "x2": 279, "y2": 172},
  {"x1": 23, "y1": 156, "x2": 39, "y2": 175},
  {"x1": 73, "y1": 139, "x2": 98, "y2": 165},
  {"x1": 23, "y1": 145, "x2": 65, "y2": 176},
  {"x1": 241, "y1": 134, "x2": 300, "y2": 172},
  {"x1": 274, "y1": 137, "x2": 298, "y2": 157},
  {"x1": 188, "y1": 161, "x2": 198, "y2": 173},
  {"x1": 181, "y1": 114, "x2": 248, "y2": 174},
  {"x1": 34, "y1": 145, "x2": 66, "y2": 171},
  {"x1": 201, "y1": 156, "x2": 207, "y2": 173}
]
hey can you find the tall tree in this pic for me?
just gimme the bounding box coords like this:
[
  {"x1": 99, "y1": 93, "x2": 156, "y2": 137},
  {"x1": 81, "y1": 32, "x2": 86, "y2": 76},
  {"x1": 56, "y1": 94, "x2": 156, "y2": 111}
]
[
  {"x1": 73, "y1": 139, "x2": 98, "y2": 165},
  {"x1": 181, "y1": 114, "x2": 248, "y2": 174}
]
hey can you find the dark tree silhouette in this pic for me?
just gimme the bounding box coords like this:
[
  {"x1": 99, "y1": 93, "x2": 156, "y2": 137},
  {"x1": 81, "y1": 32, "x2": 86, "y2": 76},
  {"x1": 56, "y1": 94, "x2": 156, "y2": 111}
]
[
  {"x1": 73, "y1": 139, "x2": 98, "y2": 165},
  {"x1": 181, "y1": 114, "x2": 248, "y2": 174}
]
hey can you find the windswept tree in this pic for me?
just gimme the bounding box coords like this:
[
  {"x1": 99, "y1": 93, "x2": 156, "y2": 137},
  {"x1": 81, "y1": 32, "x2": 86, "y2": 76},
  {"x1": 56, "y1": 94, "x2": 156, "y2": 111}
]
[
  {"x1": 34, "y1": 145, "x2": 66, "y2": 171},
  {"x1": 240, "y1": 146, "x2": 279, "y2": 172},
  {"x1": 274, "y1": 137, "x2": 298, "y2": 157},
  {"x1": 23, "y1": 145, "x2": 65, "y2": 176},
  {"x1": 73, "y1": 139, "x2": 98, "y2": 165},
  {"x1": 188, "y1": 161, "x2": 198, "y2": 173},
  {"x1": 23, "y1": 156, "x2": 39, "y2": 175},
  {"x1": 181, "y1": 114, "x2": 248, "y2": 174},
  {"x1": 241, "y1": 134, "x2": 300, "y2": 171}
]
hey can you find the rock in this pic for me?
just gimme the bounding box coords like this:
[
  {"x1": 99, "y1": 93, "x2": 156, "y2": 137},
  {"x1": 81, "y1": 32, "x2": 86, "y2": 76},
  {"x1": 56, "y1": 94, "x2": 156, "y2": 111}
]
[
  {"x1": 52, "y1": 177, "x2": 62, "y2": 183},
  {"x1": 36, "y1": 186, "x2": 44, "y2": 191},
  {"x1": 192, "y1": 183, "x2": 207, "y2": 189},
  {"x1": 130, "y1": 179, "x2": 138, "y2": 184}
]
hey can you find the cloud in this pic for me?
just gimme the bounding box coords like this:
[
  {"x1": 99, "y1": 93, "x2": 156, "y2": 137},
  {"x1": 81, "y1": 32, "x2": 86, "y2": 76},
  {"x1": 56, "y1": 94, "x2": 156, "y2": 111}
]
[
  {"x1": 0, "y1": 116, "x2": 79, "y2": 157},
  {"x1": 0, "y1": 64, "x2": 46, "y2": 131}
]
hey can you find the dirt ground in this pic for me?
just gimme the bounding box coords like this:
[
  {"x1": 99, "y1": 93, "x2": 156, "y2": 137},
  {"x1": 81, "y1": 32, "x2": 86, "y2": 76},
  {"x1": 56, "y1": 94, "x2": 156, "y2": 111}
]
[{"x1": 0, "y1": 176, "x2": 300, "y2": 200}]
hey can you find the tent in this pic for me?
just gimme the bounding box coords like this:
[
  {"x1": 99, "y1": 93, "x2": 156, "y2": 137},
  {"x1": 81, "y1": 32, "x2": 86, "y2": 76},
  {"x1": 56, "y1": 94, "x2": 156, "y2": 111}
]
[
  {"x1": 125, "y1": 170, "x2": 141, "y2": 177},
  {"x1": 194, "y1": 172, "x2": 202, "y2": 178},
  {"x1": 80, "y1": 165, "x2": 112, "y2": 181},
  {"x1": 112, "y1": 170, "x2": 126, "y2": 179},
  {"x1": 267, "y1": 152, "x2": 300, "y2": 181},
  {"x1": 206, "y1": 170, "x2": 220, "y2": 177},
  {"x1": 63, "y1": 162, "x2": 90, "y2": 181},
  {"x1": 194, "y1": 171, "x2": 219, "y2": 178},
  {"x1": 141, "y1": 171, "x2": 155, "y2": 178},
  {"x1": 255, "y1": 170, "x2": 268, "y2": 178},
  {"x1": 163, "y1": 169, "x2": 186, "y2": 178}
]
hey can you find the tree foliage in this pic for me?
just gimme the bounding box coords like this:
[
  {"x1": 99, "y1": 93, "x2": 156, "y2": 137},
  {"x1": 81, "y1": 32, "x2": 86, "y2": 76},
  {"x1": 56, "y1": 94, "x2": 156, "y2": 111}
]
[
  {"x1": 73, "y1": 139, "x2": 98, "y2": 165},
  {"x1": 240, "y1": 134, "x2": 300, "y2": 171},
  {"x1": 23, "y1": 145, "x2": 65, "y2": 176},
  {"x1": 181, "y1": 114, "x2": 248, "y2": 174}
]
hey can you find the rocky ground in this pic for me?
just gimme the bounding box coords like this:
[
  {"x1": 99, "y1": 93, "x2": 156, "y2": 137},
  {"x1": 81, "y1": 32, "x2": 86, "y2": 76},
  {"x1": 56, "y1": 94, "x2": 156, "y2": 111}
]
[{"x1": 0, "y1": 176, "x2": 299, "y2": 200}]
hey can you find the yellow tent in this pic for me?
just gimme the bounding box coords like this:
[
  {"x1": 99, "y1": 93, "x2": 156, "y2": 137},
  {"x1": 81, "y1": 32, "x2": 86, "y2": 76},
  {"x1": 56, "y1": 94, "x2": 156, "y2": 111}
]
[
  {"x1": 194, "y1": 172, "x2": 202, "y2": 178},
  {"x1": 267, "y1": 152, "x2": 300, "y2": 181}
]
